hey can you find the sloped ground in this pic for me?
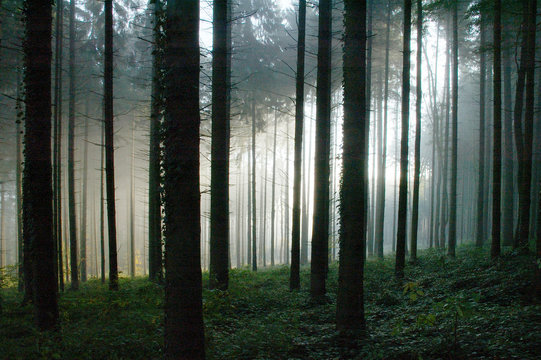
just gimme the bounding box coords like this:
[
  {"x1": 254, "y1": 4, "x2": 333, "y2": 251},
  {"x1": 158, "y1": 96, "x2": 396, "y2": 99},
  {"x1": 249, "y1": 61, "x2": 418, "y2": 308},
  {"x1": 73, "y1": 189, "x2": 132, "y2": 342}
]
[{"x1": 1, "y1": 245, "x2": 540, "y2": 359}]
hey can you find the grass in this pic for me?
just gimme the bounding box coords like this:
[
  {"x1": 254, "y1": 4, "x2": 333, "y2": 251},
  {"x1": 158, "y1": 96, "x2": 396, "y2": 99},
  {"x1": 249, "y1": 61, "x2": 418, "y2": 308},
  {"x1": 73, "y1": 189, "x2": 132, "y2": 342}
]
[{"x1": 1, "y1": 245, "x2": 540, "y2": 359}]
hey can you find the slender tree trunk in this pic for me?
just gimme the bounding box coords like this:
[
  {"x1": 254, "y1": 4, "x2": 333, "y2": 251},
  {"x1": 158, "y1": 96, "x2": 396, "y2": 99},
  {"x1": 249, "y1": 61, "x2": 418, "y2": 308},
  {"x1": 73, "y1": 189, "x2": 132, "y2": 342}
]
[
  {"x1": 375, "y1": 0, "x2": 392, "y2": 259},
  {"x1": 261, "y1": 146, "x2": 268, "y2": 266},
  {"x1": 68, "y1": 0, "x2": 78, "y2": 290},
  {"x1": 209, "y1": 0, "x2": 231, "y2": 290},
  {"x1": 0, "y1": 183, "x2": 4, "y2": 268},
  {"x1": 129, "y1": 122, "x2": 135, "y2": 277},
  {"x1": 448, "y1": 0, "x2": 459, "y2": 257},
  {"x1": 310, "y1": 0, "x2": 332, "y2": 299},
  {"x1": 476, "y1": 14, "x2": 486, "y2": 248},
  {"x1": 236, "y1": 170, "x2": 241, "y2": 268},
  {"x1": 492, "y1": 0, "x2": 502, "y2": 260},
  {"x1": 148, "y1": 0, "x2": 163, "y2": 283},
  {"x1": 251, "y1": 99, "x2": 257, "y2": 271},
  {"x1": 23, "y1": 0, "x2": 58, "y2": 330},
  {"x1": 104, "y1": 0, "x2": 118, "y2": 291},
  {"x1": 271, "y1": 110, "x2": 278, "y2": 266},
  {"x1": 163, "y1": 0, "x2": 204, "y2": 357},
  {"x1": 100, "y1": 112, "x2": 106, "y2": 283},
  {"x1": 80, "y1": 102, "x2": 89, "y2": 282},
  {"x1": 395, "y1": 0, "x2": 412, "y2": 279},
  {"x1": 301, "y1": 94, "x2": 313, "y2": 265},
  {"x1": 337, "y1": 0, "x2": 366, "y2": 333},
  {"x1": 16, "y1": 66, "x2": 24, "y2": 292},
  {"x1": 247, "y1": 148, "x2": 252, "y2": 266},
  {"x1": 290, "y1": 0, "x2": 305, "y2": 286},
  {"x1": 410, "y1": 0, "x2": 422, "y2": 262},
  {"x1": 285, "y1": 120, "x2": 290, "y2": 265}
]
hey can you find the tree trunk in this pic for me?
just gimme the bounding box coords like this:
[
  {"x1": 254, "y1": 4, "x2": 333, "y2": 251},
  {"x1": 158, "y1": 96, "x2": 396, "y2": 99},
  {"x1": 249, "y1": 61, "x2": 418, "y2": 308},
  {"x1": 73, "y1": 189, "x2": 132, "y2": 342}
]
[
  {"x1": 271, "y1": 110, "x2": 278, "y2": 266},
  {"x1": 163, "y1": 0, "x2": 205, "y2": 357},
  {"x1": 375, "y1": 0, "x2": 392, "y2": 259},
  {"x1": 251, "y1": 99, "x2": 257, "y2": 271},
  {"x1": 337, "y1": 0, "x2": 366, "y2": 333},
  {"x1": 68, "y1": 0, "x2": 78, "y2": 290},
  {"x1": 23, "y1": 0, "x2": 58, "y2": 330},
  {"x1": 410, "y1": 0, "x2": 422, "y2": 262},
  {"x1": 310, "y1": 0, "x2": 332, "y2": 299},
  {"x1": 104, "y1": 0, "x2": 118, "y2": 291},
  {"x1": 148, "y1": 0, "x2": 163, "y2": 283},
  {"x1": 16, "y1": 66, "x2": 24, "y2": 292},
  {"x1": 290, "y1": 0, "x2": 305, "y2": 286},
  {"x1": 100, "y1": 109, "x2": 106, "y2": 283},
  {"x1": 476, "y1": 14, "x2": 486, "y2": 248},
  {"x1": 492, "y1": 0, "x2": 502, "y2": 260},
  {"x1": 129, "y1": 122, "x2": 135, "y2": 277},
  {"x1": 247, "y1": 150, "x2": 251, "y2": 266},
  {"x1": 395, "y1": 0, "x2": 412, "y2": 279},
  {"x1": 209, "y1": 0, "x2": 231, "y2": 290},
  {"x1": 80, "y1": 101, "x2": 89, "y2": 282}
]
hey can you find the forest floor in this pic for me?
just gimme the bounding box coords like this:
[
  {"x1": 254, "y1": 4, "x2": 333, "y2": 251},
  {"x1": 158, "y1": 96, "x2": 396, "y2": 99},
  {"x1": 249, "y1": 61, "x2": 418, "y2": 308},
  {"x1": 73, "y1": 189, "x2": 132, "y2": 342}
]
[{"x1": 1, "y1": 245, "x2": 540, "y2": 359}]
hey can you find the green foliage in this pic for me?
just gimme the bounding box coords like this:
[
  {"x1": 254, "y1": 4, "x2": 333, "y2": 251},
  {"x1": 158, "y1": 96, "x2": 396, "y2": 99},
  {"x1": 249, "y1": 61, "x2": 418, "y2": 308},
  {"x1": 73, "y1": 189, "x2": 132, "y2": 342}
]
[{"x1": 1, "y1": 246, "x2": 539, "y2": 359}]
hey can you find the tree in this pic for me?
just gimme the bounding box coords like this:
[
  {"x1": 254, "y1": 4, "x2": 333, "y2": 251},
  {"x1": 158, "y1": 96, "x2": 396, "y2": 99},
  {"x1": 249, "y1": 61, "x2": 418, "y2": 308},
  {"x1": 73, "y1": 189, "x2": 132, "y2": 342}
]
[
  {"x1": 476, "y1": 9, "x2": 486, "y2": 248},
  {"x1": 311, "y1": 0, "x2": 332, "y2": 299},
  {"x1": 68, "y1": 0, "x2": 79, "y2": 291},
  {"x1": 209, "y1": 0, "x2": 231, "y2": 290},
  {"x1": 23, "y1": 0, "x2": 58, "y2": 330},
  {"x1": 163, "y1": 0, "x2": 205, "y2": 357},
  {"x1": 336, "y1": 0, "x2": 367, "y2": 333},
  {"x1": 410, "y1": 0, "x2": 422, "y2": 262},
  {"x1": 491, "y1": 0, "x2": 502, "y2": 260},
  {"x1": 448, "y1": 0, "x2": 459, "y2": 257},
  {"x1": 148, "y1": 0, "x2": 163, "y2": 283},
  {"x1": 290, "y1": 0, "x2": 306, "y2": 289},
  {"x1": 395, "y1": 0, "x2": 412, "y2": 279},
  {"x1": 104, "y1": 0, "x2": 118, "y2": 291}
]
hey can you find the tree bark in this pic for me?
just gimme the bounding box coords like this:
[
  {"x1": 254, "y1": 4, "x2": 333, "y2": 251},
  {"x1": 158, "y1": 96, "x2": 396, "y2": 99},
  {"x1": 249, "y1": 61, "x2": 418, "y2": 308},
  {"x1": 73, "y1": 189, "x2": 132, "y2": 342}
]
[
  {"x1": 163, "y1": 0, "x2": 205, "y2": 357},
  {"x1": 104, "y1": 0, "x2": 118, "y2": 291},
  {"x1": 337, "y1": 0, "x2": 366, "y2": 333},
  {"x1": 310, "y1": 0, "x2": 332, "y2": 299},
  {"x1": 251, "y1": 99, "x2": 257, "y2": 271},
  {"x1": 395, "y1": 0, "x2": 412, "y2": 279},
  {"x1": 410, "y1": 0, "x2": 422, "y2": 262},
  {"x1": 23, "y1": 0, "x2": 58, "y2": 330},
  {"x1": 209, "y1": 0, "x2": 231, "y2": 290}
]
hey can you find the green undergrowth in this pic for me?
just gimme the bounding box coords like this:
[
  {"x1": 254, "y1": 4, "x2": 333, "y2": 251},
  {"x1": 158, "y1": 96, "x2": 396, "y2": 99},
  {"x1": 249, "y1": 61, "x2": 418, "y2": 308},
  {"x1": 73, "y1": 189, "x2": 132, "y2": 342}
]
[{"x1": 1, "y1": 245, "x2": 540, "y2": 359}]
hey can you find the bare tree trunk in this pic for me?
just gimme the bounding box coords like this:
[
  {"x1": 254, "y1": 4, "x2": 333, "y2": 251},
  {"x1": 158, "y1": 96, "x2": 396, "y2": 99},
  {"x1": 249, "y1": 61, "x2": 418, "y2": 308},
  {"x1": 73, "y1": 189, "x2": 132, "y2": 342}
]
[
  {"x1": 311, "y1": 0, "x2": 332, "y2": 299},
  {"x1": 104, "y1": 0, "x2": 118, "y2": 291},
  {"x1": 23, "y1": 0, "x2": 58, "y2": 329},
  {"x1": 491, "y1": 0, "x2": 502, "y2": 259},
  {"x1": 129, "y1": 121, "x2": 135, "y2": 277},
  {"x1": 271, "y1": 110, "x2": 278, "y2": 266},
  {"x1": 251, "y1": 99, "x2": 257, "y2": 271},
  {"x1": 395, "y1": 0, "x2": 412, "y2": 279},
  {"x1": 290, "y1": 0, "x2": 306, "y2": 286},
  {"x1": 337, "y1": 0, "x2": 366, "y2": 333},
  {"x1": 80, "y1": 101, "x2": 89, "y2": 282},
  {"x1": 16, "y1": 66, "x2": 24, "y2": 292},
  {"x1": 410, "y1": 0, "x2": 422, "y2": 262},
  {"x1": 163, "y1": 0, "x2": 204, "y2": 357}
]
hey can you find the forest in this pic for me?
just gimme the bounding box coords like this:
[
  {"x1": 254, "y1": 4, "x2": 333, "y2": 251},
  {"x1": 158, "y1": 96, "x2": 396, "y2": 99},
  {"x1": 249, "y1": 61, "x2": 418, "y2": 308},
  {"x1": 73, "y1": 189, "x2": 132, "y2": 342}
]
[{"x1": 0, "y1": 0, "x2": 540, "y2": 358}]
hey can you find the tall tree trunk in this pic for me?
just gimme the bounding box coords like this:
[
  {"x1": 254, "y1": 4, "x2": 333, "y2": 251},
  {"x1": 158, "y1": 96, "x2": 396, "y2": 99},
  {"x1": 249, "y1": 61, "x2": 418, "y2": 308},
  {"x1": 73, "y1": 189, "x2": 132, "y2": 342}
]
[
  {"x1": 100, "y1": 110, "x2": 106, "y2": 283},
  {"x1": 104, "y1": 0, "x2": 118, "y2": 291},
  {"x1": 375, "y1": 0, "x2": 392, "y2": 259},
  {"x1": 285, "y1": 119, "x2": 290, "y2": 265},
  {"x1": 68, "y1": 0, "x2": 78, "y2": 290},
  {"x1": 337, "y1": 0, "x2": 366, "y2": 333},
  {"x1": 209, "y1": 0, "x2": 231, "y2": 290},
  {"x1": 80, "y1": 101, "x2": 89, "y2": 282},
  {"x1": 271, "y1": 110, "x2": 278, "y2": 266},
  {"x1": 448, "y1": 0, "x2": 459, "y2": 257},
  {"x1": 476, "y1": 14, "x2": 486, "y2": 248},
  {"x1": 290, "y1": 0, "x2": 305, "y2": 286},
  {"x1": 310, "y1": 0, "x2": 332, "y2": 299},
  {"x1": 301, "y1": 93, "x2": 313, "y2": 265},
  {"x1": 163, "y1": 0, "x2": 205, "y2": 357},
  {"x1": 251, "y1": 99, "x2": 257, "y2": 271},
  {"x1": 148, "y1": 0, "x2": 163, "y2": 283},
  {"x1": 517, "y1": 0, "x2": 536, "y2": 249},
  {"x1": 23, "y1": 0, "x2": 58, "y2": 330},
  {"x1": 410, "y1": 0, "x2": 422, "y2": 262},
  {"x1": 395, "y1": 0, "x2": 412, "y2": 279},
  {"x1": 492, "y1": 0, "x2": 502, "y2": 259},
  {"x1": 261, "y1": 145, "x2": 268, "y2": 266},
  {"x1": 53, "y1": 0, "x2": 64, "y2": 292},
  {"x1": 0, "y1": 183, "x2": 4, "y2": 268},
  {"x1": 247, "y1": 150, "x2": 251, "y2": 266},
  {"x1": 129, "y1": 122, "x2": 135, "y2": 277},
  {"x1": 16, "y1": 66, "x2": 24, "y2": 292},
  {"x1": 236, "y1": 170, "x2": 241, "y2": 268}
]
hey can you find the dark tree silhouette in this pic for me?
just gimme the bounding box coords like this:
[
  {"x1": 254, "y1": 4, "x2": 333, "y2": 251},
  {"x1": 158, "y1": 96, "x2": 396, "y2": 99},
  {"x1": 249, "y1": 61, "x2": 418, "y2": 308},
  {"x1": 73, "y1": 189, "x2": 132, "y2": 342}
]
[
  {"x1": 336, "y1": 0, "x2": 367, "y2": 334},
  {"x1": 163, "y1": 0, "x2": 205, "y2": 358},
  {"x1": 311, "y1": 0, "x2": 332, "y2": 299},
  {"x1": 492, "y1": 0, "x2": 502, "y2": 260},
  {"x1": 476, "y1": 10, "x2": 486, "y2": 248},
  {"x1": 395, "y1": 0, "x2": 412, "y2": 279},
  {"x1": 290, "y1": 0, "x2": 306, "y2": 291},
  {"x1": 209, "y1": 0, "x2": 231, "y2": 290},
  {"x1": 23, "y1": 0, "x2": 59, "y2": 330}
]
